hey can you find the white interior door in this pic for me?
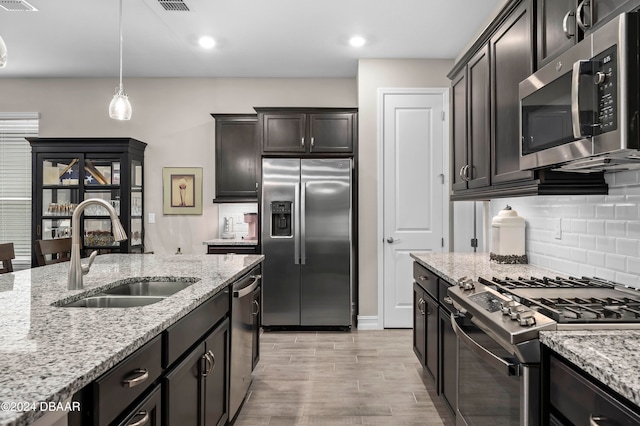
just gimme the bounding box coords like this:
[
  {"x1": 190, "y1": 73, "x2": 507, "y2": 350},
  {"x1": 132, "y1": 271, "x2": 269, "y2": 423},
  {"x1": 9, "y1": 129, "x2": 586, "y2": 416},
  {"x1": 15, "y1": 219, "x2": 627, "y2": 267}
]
[{"x1": 380, "y1": 89, "x2": 448, "y2": 328}]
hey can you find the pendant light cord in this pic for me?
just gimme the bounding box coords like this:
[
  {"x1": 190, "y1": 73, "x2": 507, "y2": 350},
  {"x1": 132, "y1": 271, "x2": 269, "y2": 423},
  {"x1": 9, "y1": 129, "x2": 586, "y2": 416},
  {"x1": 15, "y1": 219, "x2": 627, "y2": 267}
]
[{"x1": 118, "y1": 0, "x2": 123, "y2": 90}]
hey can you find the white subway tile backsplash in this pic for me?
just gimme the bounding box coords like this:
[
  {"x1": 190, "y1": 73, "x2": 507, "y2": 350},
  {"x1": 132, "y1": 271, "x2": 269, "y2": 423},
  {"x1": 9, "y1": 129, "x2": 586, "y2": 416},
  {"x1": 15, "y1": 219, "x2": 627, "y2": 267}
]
[
  {"x1": 616, "y1": 238, "x2": 639, "y2": 256},
  {"x1": 489, "y1": 172, "x2": 640, "y2": 284},
  {"x1": 595, "y1": 204, "x2": 615, "y2": 219},
  {"x1": 605, "y1": 253, "x2": 626, "y2": 272},
  {"x1": 605, "y1": 221, "x2": 626, "y2": 237},
  {"x1": 587, "y1": 220, "x2": 606, "y2": 236}
]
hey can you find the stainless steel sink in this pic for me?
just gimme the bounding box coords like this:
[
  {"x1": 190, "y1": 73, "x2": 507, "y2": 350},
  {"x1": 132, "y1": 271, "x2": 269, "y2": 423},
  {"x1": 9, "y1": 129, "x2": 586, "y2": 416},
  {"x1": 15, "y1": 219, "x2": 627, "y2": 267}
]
[
  {"x1": 103, "y1": 279, "x2": 196, "y2": 297},
  {"x1": 57, "y1": 277, "x2": 200, "y2": 308},
  {"x1": 62, "y1": 295, "x2": 166, "y2": 308}
]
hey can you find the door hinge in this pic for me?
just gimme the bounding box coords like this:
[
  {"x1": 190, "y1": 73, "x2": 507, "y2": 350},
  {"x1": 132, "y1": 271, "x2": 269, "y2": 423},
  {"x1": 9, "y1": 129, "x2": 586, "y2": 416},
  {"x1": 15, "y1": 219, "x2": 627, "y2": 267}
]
[
  {"x1": 441, "y1": 238, "x2": 444, "y2": 247},
  {"x1": 470, "y1": 238, "x2": 478, "y2": 248}
]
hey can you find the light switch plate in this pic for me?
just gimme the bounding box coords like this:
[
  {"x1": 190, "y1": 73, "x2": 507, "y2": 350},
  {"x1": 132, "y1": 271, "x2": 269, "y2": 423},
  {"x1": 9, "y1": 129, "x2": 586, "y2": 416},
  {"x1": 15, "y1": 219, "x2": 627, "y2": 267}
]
[
  {"x1": 553, "y1": 218, "x2": 562, "y2": 240},
  {"x1": 149, "y1": 213, "x2": 155, "y2": 224}
]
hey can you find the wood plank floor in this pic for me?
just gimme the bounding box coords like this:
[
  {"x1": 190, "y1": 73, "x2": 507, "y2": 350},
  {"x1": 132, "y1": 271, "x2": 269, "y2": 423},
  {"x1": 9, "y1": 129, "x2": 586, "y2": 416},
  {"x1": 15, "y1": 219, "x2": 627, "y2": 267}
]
[{"x1": 232, "y1": 329, "x2": 455, "y2": 426}]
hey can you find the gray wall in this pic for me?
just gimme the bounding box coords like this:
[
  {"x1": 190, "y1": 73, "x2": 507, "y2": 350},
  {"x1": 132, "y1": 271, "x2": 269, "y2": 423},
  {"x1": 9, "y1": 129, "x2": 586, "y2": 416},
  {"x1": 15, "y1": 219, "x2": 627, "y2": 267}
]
[
  {"x1": 356, "y1": 59, "x2": 453, "y2": 321},
  {"x1": 0, "y1": 77, "x2": 356, "y2": 255}
]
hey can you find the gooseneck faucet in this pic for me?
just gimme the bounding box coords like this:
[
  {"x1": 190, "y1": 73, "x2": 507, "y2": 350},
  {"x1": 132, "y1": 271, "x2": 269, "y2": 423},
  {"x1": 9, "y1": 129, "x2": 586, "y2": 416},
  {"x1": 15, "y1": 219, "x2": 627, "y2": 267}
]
[{"x1": 68, "y1": 198, "x2": 127, "y2": 290}]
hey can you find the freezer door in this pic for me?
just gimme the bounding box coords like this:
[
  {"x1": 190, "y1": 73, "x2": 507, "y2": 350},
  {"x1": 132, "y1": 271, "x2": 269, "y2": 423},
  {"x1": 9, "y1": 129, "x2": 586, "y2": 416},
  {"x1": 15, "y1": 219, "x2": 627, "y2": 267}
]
[
  {"x1": 300, "y1": 159, "x2": 352, "y2": 326},
  {"x1": 261, "y1": 158, "x2": 301, "y2": 326}
]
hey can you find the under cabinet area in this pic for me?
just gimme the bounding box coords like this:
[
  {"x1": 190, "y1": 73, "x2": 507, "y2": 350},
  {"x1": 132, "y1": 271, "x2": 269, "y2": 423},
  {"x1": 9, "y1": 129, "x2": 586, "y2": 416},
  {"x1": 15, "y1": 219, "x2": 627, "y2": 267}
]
[{"x1": 256, "y1": 108, "x2": 357, "y2": 155}]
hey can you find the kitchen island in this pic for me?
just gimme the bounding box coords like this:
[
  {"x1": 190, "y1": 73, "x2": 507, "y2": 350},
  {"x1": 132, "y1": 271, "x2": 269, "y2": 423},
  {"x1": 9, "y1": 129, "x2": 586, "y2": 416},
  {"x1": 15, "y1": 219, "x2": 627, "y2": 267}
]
[
  {"x1": 411, "y1": 251, "x2": 640, "y2": 414},
  {"x1": 0, "y1": 253, "x2": 263, "y2": 426}
]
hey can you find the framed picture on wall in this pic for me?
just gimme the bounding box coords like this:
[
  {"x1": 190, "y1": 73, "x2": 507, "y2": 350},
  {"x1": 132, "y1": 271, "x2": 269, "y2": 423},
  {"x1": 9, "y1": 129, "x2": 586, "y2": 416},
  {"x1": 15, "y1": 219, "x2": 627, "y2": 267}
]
[{"x1": 162, "y1": 167, "x2": 203, "y2": 215}]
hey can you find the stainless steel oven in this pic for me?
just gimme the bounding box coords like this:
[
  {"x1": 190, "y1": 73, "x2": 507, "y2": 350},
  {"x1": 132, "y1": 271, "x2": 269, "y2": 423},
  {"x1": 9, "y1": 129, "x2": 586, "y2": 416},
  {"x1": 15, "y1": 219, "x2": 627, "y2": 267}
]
[
  {"x1": 519, "y1": 12, "x2": 640, "y2": 172},
  {"x1": 448, "y1": 275, "x2": 640, "y2": 426}
]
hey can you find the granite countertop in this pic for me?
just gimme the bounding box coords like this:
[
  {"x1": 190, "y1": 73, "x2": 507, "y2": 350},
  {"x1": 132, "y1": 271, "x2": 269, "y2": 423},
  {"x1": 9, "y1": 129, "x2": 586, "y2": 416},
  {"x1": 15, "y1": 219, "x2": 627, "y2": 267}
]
[
  {"x1": 410, "y1": 251, "x2": 567, "y2": 286},
  {"x1": 203, "y1": 238, "x2": 258, "y2": 246},
  {"x1": 411, "y1": 251, "x2": 640, "y2": 410},
  {"x1": 0, "y1": 253, "x2": 263, "y2": 426},
  {"x1": 540, "y1": 330, "x2": 640, "y2": 406}
]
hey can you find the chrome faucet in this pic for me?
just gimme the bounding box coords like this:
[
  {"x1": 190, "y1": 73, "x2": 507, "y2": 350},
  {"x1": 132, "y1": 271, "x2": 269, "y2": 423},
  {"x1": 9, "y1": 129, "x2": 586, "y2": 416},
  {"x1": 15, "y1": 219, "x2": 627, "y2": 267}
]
[{"x1": 68, "y1": 198, "x2": 127, "y2": 290}]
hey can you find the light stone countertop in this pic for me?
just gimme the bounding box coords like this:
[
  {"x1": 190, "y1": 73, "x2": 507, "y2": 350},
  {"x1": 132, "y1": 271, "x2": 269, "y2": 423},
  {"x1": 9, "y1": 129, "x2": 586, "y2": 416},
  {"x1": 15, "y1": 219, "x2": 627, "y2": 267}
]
[
  {"x1": 0, "y1": 253, "x2": 263, "y2": 426},
  {"x1": 203, "y1": 238, "x2": 258, "y2": 246},
  {"x1": 411, "y1": 251, "x2": 640, "y2": 409}
]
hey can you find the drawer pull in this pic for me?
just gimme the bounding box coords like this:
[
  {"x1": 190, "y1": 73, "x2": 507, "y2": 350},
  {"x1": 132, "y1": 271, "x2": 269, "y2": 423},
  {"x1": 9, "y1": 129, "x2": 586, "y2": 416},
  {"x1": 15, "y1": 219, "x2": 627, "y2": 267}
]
[
  {"x1": 122, "y1": 369, "x2": 149, "y2": 388},
  {"x1": 127, "y1": 411, "x2": 150, "y2": 426},
  {"x1": 589, "y1": 415, "x2": 607, "y2": 426},
  {"x1": 443, "y1": 296, "x2": 453, "y2": 305},
  {"x1": 418, "y1": 275, "x2": 429, "y2": 281}
]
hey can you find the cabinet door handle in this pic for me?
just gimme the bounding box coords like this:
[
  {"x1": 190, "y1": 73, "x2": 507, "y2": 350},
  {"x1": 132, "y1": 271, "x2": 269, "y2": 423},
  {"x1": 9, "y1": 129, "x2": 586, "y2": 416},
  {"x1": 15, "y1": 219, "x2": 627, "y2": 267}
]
[
  {"x1": 418, "y1": 298, "x2": 425, "y2": 315},
  {"x1": 202, "y1": 352, "x2": 213, "y2": 377},
  {"x1": 465, "y1": 165, "x2": 472, "y2": 181},
  {"x1": 301, "y1": 137, "x2": 305, "y2": 147},
  {"x1": 126, "y1": 411, "x2": 150, "y2": 426},
  {"x1": 207, "y1": 349, "x2": 216, "y2": 372},
  {"x1": 562, "y1": 10, "x2": 575, "y2": 38},
  {"x1": 121, "y1": 368, "x2": 149, "y2": 388},
  {"x1": 576, "y1": 0, "x2": 591, "y2": 31},
  {"x1": 252, "y1": 299, "x2": 260, "y2": 316},
  {"x1": 311, "y1": 137, "x2": 315, "y2": 148},
  {"x1": 459, "y1": 165, "x2": 466, "y2": 181}
]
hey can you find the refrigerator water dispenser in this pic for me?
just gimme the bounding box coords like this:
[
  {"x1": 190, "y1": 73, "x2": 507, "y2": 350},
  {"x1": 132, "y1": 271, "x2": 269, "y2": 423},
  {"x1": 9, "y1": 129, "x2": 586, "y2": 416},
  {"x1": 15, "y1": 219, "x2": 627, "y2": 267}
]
[{"x1": 271, "y1": 201, "x2": 292, "y2": 237}]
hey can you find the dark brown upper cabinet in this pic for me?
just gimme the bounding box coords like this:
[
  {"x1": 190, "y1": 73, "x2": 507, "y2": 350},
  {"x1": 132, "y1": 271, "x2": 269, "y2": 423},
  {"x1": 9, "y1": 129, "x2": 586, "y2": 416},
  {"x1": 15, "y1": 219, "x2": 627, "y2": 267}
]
[
  {"x1": 256, "y1": 108, "x2": 357, "y2": 155},
  {"x1": 490, "y1": 0, "x2": 534, "y2": 185},
  {"x1": 537, "y1": 0, "x2": 630, "y2": 68},
  {"x1": 211, "y1": 114, "x2": 259, "y2": 202},
  {"x1": 451, "y1": 45, "x2": 491, "y2": 192}
]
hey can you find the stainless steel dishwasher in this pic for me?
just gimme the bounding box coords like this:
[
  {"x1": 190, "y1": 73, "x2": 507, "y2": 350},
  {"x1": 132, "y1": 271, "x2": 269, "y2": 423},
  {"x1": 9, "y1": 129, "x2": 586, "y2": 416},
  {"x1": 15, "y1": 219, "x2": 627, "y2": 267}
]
[{"x1": 230, "y1": 267, "x2": 261, "y2": 420}]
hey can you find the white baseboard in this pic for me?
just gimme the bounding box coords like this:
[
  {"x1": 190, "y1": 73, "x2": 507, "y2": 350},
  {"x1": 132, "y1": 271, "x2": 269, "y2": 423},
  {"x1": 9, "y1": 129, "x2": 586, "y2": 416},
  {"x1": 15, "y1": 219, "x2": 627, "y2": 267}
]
[{"x1": 356, "y1": 315, "x2": 382, "y2": 330}]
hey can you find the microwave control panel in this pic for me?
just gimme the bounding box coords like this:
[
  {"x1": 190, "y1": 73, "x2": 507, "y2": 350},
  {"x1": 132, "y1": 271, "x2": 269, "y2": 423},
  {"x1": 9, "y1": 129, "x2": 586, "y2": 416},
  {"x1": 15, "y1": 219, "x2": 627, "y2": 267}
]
[{"x1": 594, "y1": 46, "x2": 618, "y2": 134}]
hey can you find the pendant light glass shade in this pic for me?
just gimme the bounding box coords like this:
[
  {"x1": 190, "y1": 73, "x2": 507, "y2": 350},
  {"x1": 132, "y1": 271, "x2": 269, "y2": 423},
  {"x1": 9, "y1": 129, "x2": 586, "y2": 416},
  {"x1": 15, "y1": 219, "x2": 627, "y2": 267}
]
[
  {"x1": 109, "y1": 0, "x2": 131, "y2": 120},
  {"x1": 109, "y1": 85, "x2": 132, "y2": 120},
  {"x1": 0, "y1": 36, "x2": 7, "y2": 68}
]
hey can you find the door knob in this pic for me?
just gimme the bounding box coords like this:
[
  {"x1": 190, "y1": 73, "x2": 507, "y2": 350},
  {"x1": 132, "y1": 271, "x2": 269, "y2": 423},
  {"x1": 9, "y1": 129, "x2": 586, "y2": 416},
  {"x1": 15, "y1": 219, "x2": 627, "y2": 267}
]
[{"x1": 386, "y1": 237, "x2": 395, "y2": 244}]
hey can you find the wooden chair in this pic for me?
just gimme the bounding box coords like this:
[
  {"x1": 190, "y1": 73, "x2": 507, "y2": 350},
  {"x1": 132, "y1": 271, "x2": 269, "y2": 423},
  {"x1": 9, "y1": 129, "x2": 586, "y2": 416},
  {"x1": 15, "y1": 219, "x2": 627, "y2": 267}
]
[
  {"x1": 0, "y1": 242, "x2": 15, "y2": 274},
  {"x1": 35, "y1": 238, "x2": 73, "y2": 267}
]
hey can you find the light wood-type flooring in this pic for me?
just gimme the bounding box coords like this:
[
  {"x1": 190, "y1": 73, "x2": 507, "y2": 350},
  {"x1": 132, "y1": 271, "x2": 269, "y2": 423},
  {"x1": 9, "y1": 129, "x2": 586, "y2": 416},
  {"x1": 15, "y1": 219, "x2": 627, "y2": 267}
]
[{"x1": 232, "y1": 329, "x2": 455, "y2": 426}]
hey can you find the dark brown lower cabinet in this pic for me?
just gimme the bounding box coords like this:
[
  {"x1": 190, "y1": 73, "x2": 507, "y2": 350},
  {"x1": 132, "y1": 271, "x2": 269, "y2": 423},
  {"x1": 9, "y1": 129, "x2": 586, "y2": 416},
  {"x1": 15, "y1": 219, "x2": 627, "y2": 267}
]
[
  {"x1": 117, "y1": 385, "x2": 162, "y2": 426},
  {"x1": 164, "y1": 318, "x2": 230, "y2": 426},
  {"x1": 413, "y1": 281, "x2": 438, "y2": 381}
]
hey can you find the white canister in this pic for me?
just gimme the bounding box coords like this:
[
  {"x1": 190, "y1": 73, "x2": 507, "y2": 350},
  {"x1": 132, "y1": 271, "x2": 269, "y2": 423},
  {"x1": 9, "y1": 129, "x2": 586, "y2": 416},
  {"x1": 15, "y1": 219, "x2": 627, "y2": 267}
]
[{"x1": 490, "y1": 205, "x2": 527, "y2": 264}]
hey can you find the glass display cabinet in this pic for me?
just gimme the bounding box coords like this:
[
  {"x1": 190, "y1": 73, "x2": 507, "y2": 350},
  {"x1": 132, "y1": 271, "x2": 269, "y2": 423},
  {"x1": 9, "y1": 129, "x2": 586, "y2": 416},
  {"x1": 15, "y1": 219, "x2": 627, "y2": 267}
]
[{"x1": 29, "y1": 138, "x2": 146, "y2": 267}]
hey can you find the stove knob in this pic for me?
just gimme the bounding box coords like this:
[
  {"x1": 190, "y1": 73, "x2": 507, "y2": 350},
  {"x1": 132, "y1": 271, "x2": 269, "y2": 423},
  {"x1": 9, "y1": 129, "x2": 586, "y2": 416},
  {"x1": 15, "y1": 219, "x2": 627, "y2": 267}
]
[
  {"x1": 500, "y1": 300, "x2": 518, "y2": 315},
  {"x1": 517, "y1": 311, "x2": 537, "y2": 327},
  {"x1": 462, "y1": 280, "x2": 475, "y2": 291},
  {"x1": 509, "y1": 306, "x2": 527, "y2": 320}
]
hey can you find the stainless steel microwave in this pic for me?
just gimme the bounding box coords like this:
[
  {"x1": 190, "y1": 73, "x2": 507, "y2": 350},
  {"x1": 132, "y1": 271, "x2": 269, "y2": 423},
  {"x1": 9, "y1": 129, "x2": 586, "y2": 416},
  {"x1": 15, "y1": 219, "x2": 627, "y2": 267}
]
[{"x1": 519, "y1": 12, "x2": 640, "y2": 172}]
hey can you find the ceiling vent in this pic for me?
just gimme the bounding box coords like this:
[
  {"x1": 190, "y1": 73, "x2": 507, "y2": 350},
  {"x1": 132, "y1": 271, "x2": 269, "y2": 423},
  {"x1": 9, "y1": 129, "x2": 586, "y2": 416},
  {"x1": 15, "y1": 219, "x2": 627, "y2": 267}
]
[
  {"x1": 0, "y1": 0, "x2": 38, "y2": 11},
  {"x1": 158, "y1": 0, "x2": 190, "y2": 11}
]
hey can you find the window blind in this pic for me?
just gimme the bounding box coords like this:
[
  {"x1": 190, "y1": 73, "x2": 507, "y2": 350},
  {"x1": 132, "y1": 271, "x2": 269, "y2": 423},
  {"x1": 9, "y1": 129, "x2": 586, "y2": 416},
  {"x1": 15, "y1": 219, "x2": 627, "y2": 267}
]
[{"x1": 0, "y1": 114, "x2": 38, "y2": 270}]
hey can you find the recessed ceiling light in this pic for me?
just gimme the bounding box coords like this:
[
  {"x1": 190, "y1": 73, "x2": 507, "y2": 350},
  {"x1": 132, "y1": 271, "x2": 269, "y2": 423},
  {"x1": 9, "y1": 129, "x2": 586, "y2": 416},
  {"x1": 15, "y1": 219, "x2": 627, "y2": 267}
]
[
  {"x1": 198, "y1": 36, "x2": 216, "y2": 49},
  {"x1": 349, "y1": 36, "x2": 366, "y2": 47}
]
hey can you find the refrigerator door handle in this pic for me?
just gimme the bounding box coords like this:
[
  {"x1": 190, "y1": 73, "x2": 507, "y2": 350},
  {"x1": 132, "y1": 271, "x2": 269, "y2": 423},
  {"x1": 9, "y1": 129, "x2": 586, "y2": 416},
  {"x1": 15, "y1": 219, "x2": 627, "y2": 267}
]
[
  {"x1": 294, "y1": 184, "x2": 300, "y2": 265},
  {"x1": 301, "y1": 182, "x2": 307, "y2": 265}
]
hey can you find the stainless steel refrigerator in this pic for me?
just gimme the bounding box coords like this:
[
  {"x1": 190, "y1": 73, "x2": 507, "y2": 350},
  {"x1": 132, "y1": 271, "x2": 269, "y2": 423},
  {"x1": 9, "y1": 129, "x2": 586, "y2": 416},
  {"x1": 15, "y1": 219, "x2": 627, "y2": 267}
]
[{"x1": 261, "y1": 158, "x2": 352, "y2": 327}]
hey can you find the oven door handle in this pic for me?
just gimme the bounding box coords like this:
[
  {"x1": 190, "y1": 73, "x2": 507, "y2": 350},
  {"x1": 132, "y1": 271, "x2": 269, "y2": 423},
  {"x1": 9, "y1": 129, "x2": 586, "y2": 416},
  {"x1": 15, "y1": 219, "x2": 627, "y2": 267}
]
[{"x1": 451, "y1": 314, "x2": 521, "y2": 377}]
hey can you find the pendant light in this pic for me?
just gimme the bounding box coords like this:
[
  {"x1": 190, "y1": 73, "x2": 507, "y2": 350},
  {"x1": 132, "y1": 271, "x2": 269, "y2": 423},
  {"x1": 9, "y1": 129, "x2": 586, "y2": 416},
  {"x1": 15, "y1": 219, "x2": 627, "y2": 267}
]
[
  {"x1": 0, "y1": 36, "x2": 7, "y2": 68},
  {"x1": 109, "y1": 0, "x2": 132, "y2": 120}
]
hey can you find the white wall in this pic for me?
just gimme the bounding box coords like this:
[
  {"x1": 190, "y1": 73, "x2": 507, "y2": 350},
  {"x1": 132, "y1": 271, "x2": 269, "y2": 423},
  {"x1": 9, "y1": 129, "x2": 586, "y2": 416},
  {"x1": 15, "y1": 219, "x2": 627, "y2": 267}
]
[
  {"x1": 357, "y1": 59, "x2": 453, "y2": 319},
  {"x1": 0, "y1": 77, "x2": 356, "y2": 255},
  {"x1": 491, "y1": 170, "x2": 640, "y2": 288}
]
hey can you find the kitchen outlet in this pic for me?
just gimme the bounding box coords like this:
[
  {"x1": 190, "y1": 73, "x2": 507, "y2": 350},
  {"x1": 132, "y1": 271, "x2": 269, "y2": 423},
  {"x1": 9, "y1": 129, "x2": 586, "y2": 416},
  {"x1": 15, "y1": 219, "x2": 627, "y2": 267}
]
[
  {"x1": 148, "y1": 213, "x2": 155, "y2": 224},
  {"x1": 553, "y1": 218, "x2": 562, "y2": 240}
]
